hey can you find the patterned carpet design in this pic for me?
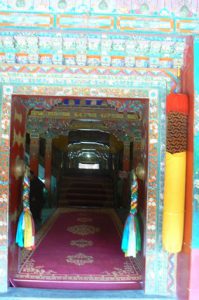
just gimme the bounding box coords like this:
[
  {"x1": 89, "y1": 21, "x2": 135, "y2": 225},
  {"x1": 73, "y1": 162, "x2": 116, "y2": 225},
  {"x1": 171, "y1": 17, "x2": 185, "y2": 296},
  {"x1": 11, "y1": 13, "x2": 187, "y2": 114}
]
[{"x1": 12, "y1": 208, "x2": 143, "y2": 290}]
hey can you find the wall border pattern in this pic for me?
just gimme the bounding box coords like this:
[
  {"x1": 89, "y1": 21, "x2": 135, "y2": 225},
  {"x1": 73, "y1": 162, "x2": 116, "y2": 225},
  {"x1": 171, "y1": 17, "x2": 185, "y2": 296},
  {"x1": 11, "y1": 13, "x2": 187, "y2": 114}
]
[{"x1": 0, "y1": 85, "x2": 12, "y2": 292}]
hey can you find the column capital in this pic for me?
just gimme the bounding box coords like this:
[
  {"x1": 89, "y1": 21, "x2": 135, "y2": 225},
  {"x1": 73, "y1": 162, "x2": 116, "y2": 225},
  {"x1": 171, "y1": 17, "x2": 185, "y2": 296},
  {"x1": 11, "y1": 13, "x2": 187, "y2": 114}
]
[
  {"x1": 45, "y1": 137, "x2": 53, "y2": 144},
  {"x1": 123, "y1": 134, "x2": 131, "y2": 144},
  {"x1": 29, "y1": 132, "x2": 40, "y2": 139}
]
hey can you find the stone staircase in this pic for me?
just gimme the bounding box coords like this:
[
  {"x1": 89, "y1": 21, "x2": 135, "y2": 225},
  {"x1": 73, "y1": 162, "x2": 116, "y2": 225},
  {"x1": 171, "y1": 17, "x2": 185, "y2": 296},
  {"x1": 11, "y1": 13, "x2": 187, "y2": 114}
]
[{"x1": 58, "y1": 173, "x2": 114, "y2": 207}]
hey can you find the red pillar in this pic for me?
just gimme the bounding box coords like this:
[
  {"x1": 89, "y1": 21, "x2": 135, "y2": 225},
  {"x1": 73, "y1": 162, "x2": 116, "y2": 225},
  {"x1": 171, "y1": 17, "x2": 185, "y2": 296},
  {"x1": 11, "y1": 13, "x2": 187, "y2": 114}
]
[
  {"x1": 133, "y1": 137, "x2": 141, "y2": 168},
  {"x1": 44, "y1": 138, "x2": 52, "y2": 193},
  {"x1": 29, "y1": 134, "x2": 39, "y2": 176},
  {"x1": 123, "y1": 141, "x2": 130, "y2": 172},
  {"x1": 122, "y1": 141, "x2": 130, "y2": 207}
]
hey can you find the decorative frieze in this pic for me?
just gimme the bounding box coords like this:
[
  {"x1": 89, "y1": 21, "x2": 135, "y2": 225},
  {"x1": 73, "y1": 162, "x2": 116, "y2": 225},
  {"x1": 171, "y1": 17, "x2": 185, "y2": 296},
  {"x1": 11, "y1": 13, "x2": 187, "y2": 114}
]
[
  {"x1": 0, "y1": 12, "x2": 53, "y2": 29},
  {"x1": 26, "y1": 103, "x2": 141, "y2": 141},
  {"x1": 117, "y1": 16, "x2": 174, "y2": 33},
  {"x1": 0, "y1": 32, "x2": 186, "y2": 69},
  {"x1": 0, "y1": 1, "x2": 198, "y2": 34}
]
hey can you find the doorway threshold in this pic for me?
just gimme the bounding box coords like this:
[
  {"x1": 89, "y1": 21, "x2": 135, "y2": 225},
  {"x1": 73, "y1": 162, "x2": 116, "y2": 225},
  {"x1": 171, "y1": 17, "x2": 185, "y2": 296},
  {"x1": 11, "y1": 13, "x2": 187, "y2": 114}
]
[{"x1": 1, "y1": 288, "x2": 176, "y2": 300}]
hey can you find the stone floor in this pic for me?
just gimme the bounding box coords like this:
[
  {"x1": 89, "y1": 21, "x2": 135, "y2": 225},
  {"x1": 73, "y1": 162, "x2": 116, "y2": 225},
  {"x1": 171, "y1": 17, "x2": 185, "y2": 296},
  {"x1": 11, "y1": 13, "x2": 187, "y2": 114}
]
[{"x1": 0, "y1": 288, "x2": 176, "y2": 300}]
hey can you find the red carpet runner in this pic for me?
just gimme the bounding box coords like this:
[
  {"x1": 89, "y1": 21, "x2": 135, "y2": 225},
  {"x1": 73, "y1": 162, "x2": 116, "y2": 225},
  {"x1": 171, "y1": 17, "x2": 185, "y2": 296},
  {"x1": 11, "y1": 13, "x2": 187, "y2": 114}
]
[{"x1": 13, "y1": 208, "x2": 143, "y2": 289}]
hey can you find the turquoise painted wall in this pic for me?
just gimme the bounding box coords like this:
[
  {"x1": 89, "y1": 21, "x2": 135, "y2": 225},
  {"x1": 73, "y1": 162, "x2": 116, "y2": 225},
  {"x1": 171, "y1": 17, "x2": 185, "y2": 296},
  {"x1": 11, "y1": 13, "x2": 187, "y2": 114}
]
[{"x1": 193, "y1": 37, "x2": 199, "y2": 249}]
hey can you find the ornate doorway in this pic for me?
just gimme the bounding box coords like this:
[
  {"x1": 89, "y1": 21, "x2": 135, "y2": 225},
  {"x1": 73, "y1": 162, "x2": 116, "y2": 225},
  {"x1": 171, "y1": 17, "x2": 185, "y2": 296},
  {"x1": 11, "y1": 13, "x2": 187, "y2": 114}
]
[{"x1": 0, "y1": 64, "x2": 178, "y2": 295}]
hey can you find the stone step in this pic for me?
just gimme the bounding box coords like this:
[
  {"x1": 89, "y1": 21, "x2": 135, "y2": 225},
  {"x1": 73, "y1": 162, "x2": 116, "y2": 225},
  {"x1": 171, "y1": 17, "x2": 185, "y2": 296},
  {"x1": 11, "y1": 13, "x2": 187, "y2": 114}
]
[
  {"x1": 58, "y1": 175, "x2": 114, "y2": 207},
  {"x1": 60, "y1": 182, "x2": 113, "y2": 189},
  {"x1": 61, "y1": 176, "x2": 112, "y2": 182},
  {"x1": 59, "y1": 200, "x2": 114, "y2": 207},
  {"x1": 59, "y1": 197, "x2": 113, "y2": 204},
  {"x1": 60, "y1": 191, "x2": 113, "y2": 197},
  {"x1": 1, "y1": 288, "x2": 176, "y2": 300},
  {"x1": 60, "y1": 186, "x2": 113, "y2": 193},
  {"x1": 59, "y1": 194, "x2": 113, "y2": 203}
]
